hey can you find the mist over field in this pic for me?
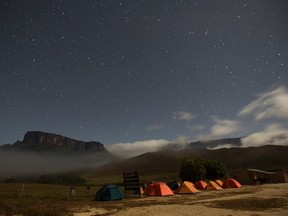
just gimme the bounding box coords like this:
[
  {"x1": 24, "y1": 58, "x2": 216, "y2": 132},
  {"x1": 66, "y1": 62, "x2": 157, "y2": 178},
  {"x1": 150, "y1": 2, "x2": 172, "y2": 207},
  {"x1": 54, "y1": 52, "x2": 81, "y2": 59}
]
[{"x1": 0, "y1": 151, "x2": 113, "y2": 177}]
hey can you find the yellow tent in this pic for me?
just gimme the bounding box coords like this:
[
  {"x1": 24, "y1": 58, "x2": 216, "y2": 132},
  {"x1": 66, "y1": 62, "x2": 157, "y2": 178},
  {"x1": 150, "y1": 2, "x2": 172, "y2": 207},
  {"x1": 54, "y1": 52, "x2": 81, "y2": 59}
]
[
  {"x1": 175, "y1": 181, "x2": 200, "y2": 194},
  {"x1": 206, "y1": 180, "x2": 223, "y2": 190},
  {"x1": 215, "y1": 179, "x2": 223, "y2": 187}
]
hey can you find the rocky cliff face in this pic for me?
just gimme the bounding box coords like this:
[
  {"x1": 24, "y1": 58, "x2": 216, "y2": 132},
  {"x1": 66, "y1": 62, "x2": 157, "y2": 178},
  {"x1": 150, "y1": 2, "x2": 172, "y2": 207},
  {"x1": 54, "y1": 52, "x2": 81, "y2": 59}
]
[{"x1": 11, "y1": 131, "x2": 107, "y2": 152}]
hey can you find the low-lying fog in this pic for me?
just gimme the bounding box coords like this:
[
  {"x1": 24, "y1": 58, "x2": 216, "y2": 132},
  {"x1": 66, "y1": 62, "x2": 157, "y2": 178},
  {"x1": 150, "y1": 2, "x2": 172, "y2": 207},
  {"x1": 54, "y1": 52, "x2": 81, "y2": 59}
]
[{"x1": 0, "y1": 151, "x2": 114, "y2": 177}]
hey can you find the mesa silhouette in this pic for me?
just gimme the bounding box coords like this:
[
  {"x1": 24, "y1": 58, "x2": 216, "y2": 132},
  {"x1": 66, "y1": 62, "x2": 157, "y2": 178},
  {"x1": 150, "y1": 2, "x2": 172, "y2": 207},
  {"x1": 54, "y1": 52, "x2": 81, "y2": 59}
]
[{"x1": 0, "y1": 131, "x2": 107, "y2": 153}]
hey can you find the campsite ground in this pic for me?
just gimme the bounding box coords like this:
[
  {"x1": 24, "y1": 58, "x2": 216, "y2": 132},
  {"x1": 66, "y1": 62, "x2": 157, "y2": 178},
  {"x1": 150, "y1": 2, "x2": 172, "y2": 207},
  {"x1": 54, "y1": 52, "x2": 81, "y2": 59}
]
[
  {"x1": 0, "y1": 183, "x2": 287, "y2": 215},
  {"x1": 72, "y1": 183, "x2": 288, "y2": 216}
]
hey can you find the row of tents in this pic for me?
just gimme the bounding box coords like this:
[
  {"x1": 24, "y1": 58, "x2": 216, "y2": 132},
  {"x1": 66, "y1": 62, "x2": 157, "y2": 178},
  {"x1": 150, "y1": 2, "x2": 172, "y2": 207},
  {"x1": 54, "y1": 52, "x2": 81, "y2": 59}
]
[
  {"x1": 95, "y1": 178, "x2": 241, "y2": 201},
  {"x1": 145, "y1": 178, "x2": 241, "y2": 196}
]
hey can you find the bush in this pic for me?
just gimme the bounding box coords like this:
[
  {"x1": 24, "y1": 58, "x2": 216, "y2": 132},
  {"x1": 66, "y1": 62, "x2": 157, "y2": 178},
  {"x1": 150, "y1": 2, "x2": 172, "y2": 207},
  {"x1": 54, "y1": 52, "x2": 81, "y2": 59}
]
[
  {"x1": 205, "y1": 159, "x2": 227, "y2": 180},
  {"x1": 179, "y1": 156, "x2": 227, "y2": 182}
]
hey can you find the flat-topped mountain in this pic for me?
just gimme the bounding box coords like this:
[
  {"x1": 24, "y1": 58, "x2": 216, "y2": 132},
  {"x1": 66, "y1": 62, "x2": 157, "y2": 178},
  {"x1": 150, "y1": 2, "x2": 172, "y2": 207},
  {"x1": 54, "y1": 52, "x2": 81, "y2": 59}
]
[
  {"x1": 0, "y1": 131, "x2": 106, "y2": 153},
  {"x1": 0, "y1": 131, "x2": 117, "y2": 177}
]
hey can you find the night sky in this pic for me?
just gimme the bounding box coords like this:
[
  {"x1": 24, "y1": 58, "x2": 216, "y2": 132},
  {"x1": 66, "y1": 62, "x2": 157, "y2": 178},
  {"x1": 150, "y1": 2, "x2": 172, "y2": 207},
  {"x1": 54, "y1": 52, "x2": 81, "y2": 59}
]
[{"x1": 1, "y1": 0, "x2": 288, "y2": 157}]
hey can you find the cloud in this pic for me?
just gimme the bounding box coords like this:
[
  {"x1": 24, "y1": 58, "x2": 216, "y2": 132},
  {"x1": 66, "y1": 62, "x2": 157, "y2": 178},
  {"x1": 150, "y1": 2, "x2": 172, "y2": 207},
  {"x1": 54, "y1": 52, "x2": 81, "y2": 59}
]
[
  {"x1": 186, "y1": 124, "x2": 205, "y2": 130},
  {"x1": 241, "y1": 124, "x2": 288, "y2": 147},
  {"x1": 210, "y1": 118, "x2": 242, "y2": 137},
  {"x1": 107, "y1": 135, "x2": 191, "y2": 158},
  {"x1": 208, "y1": 143, "x2": 239, "y2": 150},
  {"x1": 146, "y1": 123, "x2": 165, "y2": 131},
  {"x1": 238, "y1": 86, "x2": 288, "y2": 121},
  {"x1": 197, "y1": 117, "x2": 242, "y2": 140},
  {"x1": 172, "y1": 111, "x2": 195, "y2": 121},
  {"x1": 106, "y1": 139, "x2": 170, "y2": 158}
]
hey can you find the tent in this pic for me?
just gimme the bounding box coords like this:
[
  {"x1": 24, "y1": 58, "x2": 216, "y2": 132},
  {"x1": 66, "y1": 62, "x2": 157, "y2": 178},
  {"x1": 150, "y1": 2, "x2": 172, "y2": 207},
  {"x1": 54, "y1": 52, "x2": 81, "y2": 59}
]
[
  {"x1": 194, "y1": 180, "x2": 208, "y2": 190},
  {"x1": 171, "y1": 182, "x2": 180, "y2": 191},
  {"x1": 222, "y1": 178, "x2": 242, "y2": 188},
  {"x1": 206, "y1": 181, "x2": 223, "y2": 190},
  {"x1": 95, "y1": 185, "x2": 124, "y2": 201},
  {"x1": 215, "y1": 179, "x2": 223, "y2": 187},
  {"x1": 145, "y1": 182, "x2": 174, "y2": 196},
  {"x1": 175, "y1": 181, "x2": 200, "y2": 194}
]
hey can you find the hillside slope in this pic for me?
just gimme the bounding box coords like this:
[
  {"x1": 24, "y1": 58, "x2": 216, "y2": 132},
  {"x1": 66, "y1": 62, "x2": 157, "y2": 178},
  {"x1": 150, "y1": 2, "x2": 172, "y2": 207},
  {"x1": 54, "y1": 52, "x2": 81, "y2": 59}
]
[{"x1": 87, "y1": 145, "x2": 288, "y2": 182}]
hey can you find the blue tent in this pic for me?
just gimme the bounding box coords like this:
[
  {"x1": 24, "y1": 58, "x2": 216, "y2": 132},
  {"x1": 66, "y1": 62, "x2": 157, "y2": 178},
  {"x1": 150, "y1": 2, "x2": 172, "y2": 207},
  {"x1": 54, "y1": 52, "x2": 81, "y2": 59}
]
[{"x1": 95, "y1": 185, "x2": 124, "y2": 201}]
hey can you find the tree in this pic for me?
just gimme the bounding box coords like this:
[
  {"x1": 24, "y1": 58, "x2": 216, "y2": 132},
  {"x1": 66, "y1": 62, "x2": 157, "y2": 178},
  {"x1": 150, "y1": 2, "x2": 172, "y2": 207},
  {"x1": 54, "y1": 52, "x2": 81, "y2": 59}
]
[
  {"x1": 205, "y1": 160, "x2": 227, "y2": 180},
  {"x1": 179, "y1": 156, "x2": 227, "y2": 182},
  {"x1": 179, "y1": 156, "x2": 206, "y2": 182}
]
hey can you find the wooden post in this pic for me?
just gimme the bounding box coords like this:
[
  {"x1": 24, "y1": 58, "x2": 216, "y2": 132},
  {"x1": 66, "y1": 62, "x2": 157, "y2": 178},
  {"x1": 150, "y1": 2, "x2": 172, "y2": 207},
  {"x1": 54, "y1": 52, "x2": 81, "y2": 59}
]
[{"x1": 20, "y1": 183, "x2": 25, "y2": 198}]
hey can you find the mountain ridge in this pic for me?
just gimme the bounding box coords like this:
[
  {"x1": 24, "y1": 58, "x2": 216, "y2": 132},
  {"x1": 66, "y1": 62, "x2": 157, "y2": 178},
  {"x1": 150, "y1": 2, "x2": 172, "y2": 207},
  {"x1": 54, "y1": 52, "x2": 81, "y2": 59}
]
[
  {"x1": 0, "y1": 131, "x2": 118, "y2": 177},
  {"x1": 1, "y1": 131, "x2": 287, "y2": 180},
  {"x1": 88, "y1": 145, "x2": 288, "y2": 183},
  {"x1": 0, "y1": 131, "x2": 107, "y2": 153}
]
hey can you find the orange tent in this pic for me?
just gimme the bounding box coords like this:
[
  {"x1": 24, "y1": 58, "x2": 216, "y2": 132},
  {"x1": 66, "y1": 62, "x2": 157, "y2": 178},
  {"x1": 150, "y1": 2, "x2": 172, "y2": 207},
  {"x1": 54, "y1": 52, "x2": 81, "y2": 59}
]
[
  {"x1": 175, "y1": 181, "x2": 200, "y2": 194},
  {"x1": 194, "y1": 180, "x2": 208, "y2": 190},
  {"x1": 206, "y1": 181, "x2": 223, "y2": 190},
  {"x1": 188, "y1": 182, "x2": 195, "y2": 186},
  {"x1": 215, "y1": 179, "x2": 223, "y2": 187},
  {"x1": 145, "y1": 182, "x2": 174, "y2": 196},
  {"x1": 222, "y1": 178, "x2": 242, "y2": 188}
]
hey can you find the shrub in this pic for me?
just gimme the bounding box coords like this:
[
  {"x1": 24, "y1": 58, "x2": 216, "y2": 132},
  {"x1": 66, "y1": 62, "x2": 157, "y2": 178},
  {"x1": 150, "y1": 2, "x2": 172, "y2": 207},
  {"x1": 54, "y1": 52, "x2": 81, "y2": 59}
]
[{"x1": 179, "y1": 156, "x2": 227, "y2": 182}]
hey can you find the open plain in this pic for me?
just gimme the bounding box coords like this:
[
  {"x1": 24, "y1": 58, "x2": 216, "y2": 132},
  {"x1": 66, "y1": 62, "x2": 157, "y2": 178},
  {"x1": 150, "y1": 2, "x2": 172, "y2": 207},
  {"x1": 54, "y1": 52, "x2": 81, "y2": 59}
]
[{"x1": 1, "y1": 183, "x2": 287, "y2": 216}]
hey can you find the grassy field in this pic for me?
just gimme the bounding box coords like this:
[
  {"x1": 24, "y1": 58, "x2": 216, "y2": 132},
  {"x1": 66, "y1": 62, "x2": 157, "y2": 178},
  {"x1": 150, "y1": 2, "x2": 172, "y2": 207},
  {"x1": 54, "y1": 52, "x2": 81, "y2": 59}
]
[
  {"x1": 1, "y1": 183, "x2": 288, "y2": 216},
  {"x1": 0, "y1": 171, "x2": 181, "y2": 216},
  {"x1": 0, "y1": 183, "x2": 99, "y2": 216}
]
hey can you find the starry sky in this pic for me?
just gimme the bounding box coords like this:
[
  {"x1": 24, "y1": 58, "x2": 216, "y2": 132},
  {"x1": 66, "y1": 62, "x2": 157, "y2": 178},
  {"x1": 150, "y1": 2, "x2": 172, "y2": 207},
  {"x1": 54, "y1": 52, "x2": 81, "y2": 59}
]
[{"x1": 1, "y1": 0, "x2": 288, "y2": 156}]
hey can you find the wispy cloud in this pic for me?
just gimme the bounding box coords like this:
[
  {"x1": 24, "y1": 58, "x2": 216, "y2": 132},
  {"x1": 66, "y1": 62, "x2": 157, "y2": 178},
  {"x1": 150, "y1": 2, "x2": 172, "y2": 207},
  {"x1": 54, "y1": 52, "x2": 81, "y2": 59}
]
[
  {"x1": 197, "y1": 117, "x2": 242, "y2": 140},
  {"x1": 107, "y1": 136, "x2": 191, "y2": 158},
  {"x1": 106, "y1": 139, "x2": 170, "y2": 158},
  {"x1": 109, "y1": 86, "x2": 288, "y2": 157},
  {"x1": 208, "y1": 143, "x2": 239, "y2": 150},
  {"x1": 172, "y1": 111, "x2": 195, "y2": 121},
  {"x1": 146, "y1": 123, "x2": 165, "y2": 131},
  {"x1": 210, "y1": 117, "x2": 242, "y2": 137},
  {"x1": 186, "y1": 124, "x2": 205, "y2": 131},
  {"x1": 241, "y1": 124, "x2": 288, "y2": 147},
  {"x1": 238, "y1": 86, "x2": 288, "y2": 121}
]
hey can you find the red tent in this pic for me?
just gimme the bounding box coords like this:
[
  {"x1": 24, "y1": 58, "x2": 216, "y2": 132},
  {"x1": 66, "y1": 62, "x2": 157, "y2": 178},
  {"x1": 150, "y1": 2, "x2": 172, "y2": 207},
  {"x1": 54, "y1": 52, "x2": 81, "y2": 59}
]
[
  {"x1": 145, "y1": 182, "x2": 174, "y2": 196},
  {"x1": 194, "y1": 180, "x2": 208, "y2": 190},
  {"x1": 222, "y1": 178, "x2": 242, "y2": 188}
]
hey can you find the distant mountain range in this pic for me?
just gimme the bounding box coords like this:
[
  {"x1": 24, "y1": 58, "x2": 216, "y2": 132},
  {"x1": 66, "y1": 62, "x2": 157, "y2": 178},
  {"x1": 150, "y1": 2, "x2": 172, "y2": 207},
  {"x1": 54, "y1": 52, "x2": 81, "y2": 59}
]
[
  {"x1": 0, "y1": 131, "x2": 107, "y2": 153},
  {"x1": 1, "y1": 131, "x2": 287, "y2": 180},
  {"x1": 0, "y1": 131, "x2": 249, "y2": 153},
  {"x1": 0, "y1": 131, "x2": 115, "y2": 177},
  {"x1": 90, "y1": 145, "x2": 288, "y2": 183}
]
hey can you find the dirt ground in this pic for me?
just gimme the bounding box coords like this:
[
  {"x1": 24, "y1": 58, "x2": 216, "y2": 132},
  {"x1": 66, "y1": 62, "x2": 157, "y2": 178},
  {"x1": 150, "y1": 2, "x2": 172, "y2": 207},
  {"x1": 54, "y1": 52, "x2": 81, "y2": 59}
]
[{"x1": 72, "y1": 183, "x2": 288, "y2": 216}]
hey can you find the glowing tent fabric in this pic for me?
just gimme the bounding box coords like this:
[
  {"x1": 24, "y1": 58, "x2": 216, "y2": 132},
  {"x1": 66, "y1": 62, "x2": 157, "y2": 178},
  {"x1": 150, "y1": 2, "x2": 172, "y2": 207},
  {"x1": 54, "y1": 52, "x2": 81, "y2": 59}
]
[
  {"x1": 206, "y1": 180, "x2": 223, "y2": 190},
  {"x1": 145, "y1": 182, "x2": 174, "y2": 196},
  {"x1": 175, "y1": 181, "x2": 200, "y2": 194},
  {"x1": 222, "y1": 178, "x2": 242, "y2": 188},
  {"x1": 194, "y1": 180, "x2": 208, "y2": 190},
  {"x1": 215, "y1": 179, "x2": 223, "y2": 187}
]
